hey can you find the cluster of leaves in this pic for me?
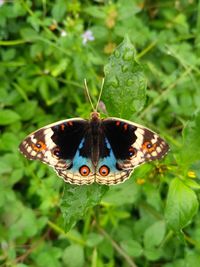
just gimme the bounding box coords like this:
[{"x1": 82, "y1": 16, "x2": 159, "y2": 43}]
[{"x1": 0, "y1": 1, "x2": 200, "y2": 267}]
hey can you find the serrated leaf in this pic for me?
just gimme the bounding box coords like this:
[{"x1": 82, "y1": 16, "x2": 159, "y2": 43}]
[
  {"x1": 165, "y1": 178, "x2": 199, "y2": 232},
  {"x1": 61, "y1": 184, "x2": 108, "y2": 231},
  {"x1": 0, "y1": 109, "x2": 20, "y2": 125},
  {"x1": 102, "y1": 36, "x2": 146, "y2": 119}
]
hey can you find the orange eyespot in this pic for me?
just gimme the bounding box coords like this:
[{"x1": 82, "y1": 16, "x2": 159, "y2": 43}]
[
  {"x1": 142, "y1": 141, "x2": 156, "y2": 152},
  {"x1": 79, "y1": 165, "x2": 90, "y2": 176},
  {"x1": 99, "y1": 165, "x2": 110, "y2": 176},
  {"x1": 32, "y1": 141, "x2": 46, "y2": 151},
  {"x1": 128, "y1": 147, "x2": 137, "y2": 158}
]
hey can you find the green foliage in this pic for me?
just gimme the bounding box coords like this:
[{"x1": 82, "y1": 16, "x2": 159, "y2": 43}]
[
  {"x1": 165, "y1": 178, "x2": 198, "y2": 232},
  {"x1": 61, "y1": 184, "x2": 108, "y2": 231},
  {"x1": 103, "y1": 36, "x2": 146, "y2": 119},
  {"x1": 1, "y1": 1, "x2": 200, "y2": 267}
]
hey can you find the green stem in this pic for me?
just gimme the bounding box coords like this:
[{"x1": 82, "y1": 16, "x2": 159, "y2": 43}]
[
  {"x1": 136, "y1": 40, "x2": 157, "y2": 59},
  {"x1": 47, "y1": 220, "x2": 86, "y2": 246},
  {"x1": 184, "y1": 233, "x2": 200, "y2": 249},
  {"x1": 159, "y1": 230, "x2": 174, "y2": 248},
  {"x1": 96, "y1": 223, "x2": 138, "y2": 267},
  {"x1": 0, "y1": 40, "x2": 27, "y2": 46},
  {"x1": 82, "y1": 208, "x2": 92, "y2": 239}
]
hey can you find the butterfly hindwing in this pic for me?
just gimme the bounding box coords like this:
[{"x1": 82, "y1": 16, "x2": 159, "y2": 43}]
[{"x1": 95, "y1": 136, "x2": 132, "y2": 185}]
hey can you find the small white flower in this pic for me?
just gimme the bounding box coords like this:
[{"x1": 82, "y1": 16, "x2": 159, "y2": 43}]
[
  {"x1": 82, "y1": 30, "x2": 95, "y2": 45},
  {"x1": 0, "y1": 0, "x2": 4, "y2": 6},
  {"x1": 44, "y1": 69, "x2": 50, "y2": 74},
  {"x1": 61, "y1": 30, "x2": 67, "y2": 37}
]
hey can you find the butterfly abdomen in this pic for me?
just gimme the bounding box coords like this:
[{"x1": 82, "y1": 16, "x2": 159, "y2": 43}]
[{"x1": 90, "y1": 113, "x2": 102, "y2": 166}]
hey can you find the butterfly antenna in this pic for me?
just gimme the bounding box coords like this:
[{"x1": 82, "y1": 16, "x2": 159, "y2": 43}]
[
  {"x1": 84, "y1": 79, "x2": 95, "y2": 111},
  {"x1": 95, "y1": 78, "x2": 104, "y2": 111}
]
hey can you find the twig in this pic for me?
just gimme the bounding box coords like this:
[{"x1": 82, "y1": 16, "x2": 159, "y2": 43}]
[{"x1": 95, "y1": 223, "x2": 138, "y2": 267}]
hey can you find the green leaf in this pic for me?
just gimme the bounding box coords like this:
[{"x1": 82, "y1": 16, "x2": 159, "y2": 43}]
[
  {"x1": 144, "y1": 248, "x2": 163, "y2": 261},
  {"x1": 10, "y1": 207, "x2": 38, "y2": 239},
  {"x1": 165, "y1": 178, "x2": 199, "y2": 232},
  {"x1": 0, "y1": 109, "x2": 20, "y2": 125},
  {"x1": 15, "y1": 100, "x2": 38, "y2": 121},
  {"x1": 163, "y1": 259, "x2": 185, "y2": 267},
  {"x1": 101, "y1": 178, "x2": 140, "y2": 206},
  {"x1": 33, "y1": 247, "x2": 61, "y2": 267},
  {"x1": 143, "y1": 220, "x2": 166, "y2": 248},
  {"x1": 102, "y1": 36, "x2": 147, "y2": 119},
  {"x1": 61, "y1": 184, "x2": 108, "y2": 231},
  {"x1": 20, "y1": 27, "x2": 39, "y2": 41},
  {"x1": 185, "y1": 252, "x2": 200, "y2": 267},
  {"x1": 0, "y1": 132, "x2": 20, "y2": 152},
  {"x1": 52, "y1": 0, "x2": 67, "y2": 21},
  {"x1": 120, "y1": 240, "x2": 143, "y2": 257},
  {"x1": 179, "y1": 111, "x2": 200, "y2": 170},
  {"x1": 84, "y1": 6, "x2": 106, "y2": 19},
  {"x1": 62, "y1": 244, "x2": 84, "y2": 267},
  {"x1": 86, "y1": 233, "x2": 104, "y2": 247}
]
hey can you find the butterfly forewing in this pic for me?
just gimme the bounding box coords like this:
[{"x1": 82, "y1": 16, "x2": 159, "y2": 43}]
[
  {"x1": 19, "y1": 118, "x2": 95, "y2": 184},
  {"x1": 100, "y1": 118, "x2": 169, "y2": 174}
]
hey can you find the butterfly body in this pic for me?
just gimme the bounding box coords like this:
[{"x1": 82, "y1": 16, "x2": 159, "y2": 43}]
[{"x1": 19, "y1": 112, "x2": 169, "y2": 185}]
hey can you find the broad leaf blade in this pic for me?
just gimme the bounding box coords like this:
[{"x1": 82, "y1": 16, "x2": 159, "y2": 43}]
[
  {"x1": 61, "y1": 184, "x2": 108, "y2": 231},
  {"x1": 102, "y1": 36, "x2": 147, "y2": 119},
  {"x1": 165, "y1": 178, "x2": 198, "y2": 232},
  {"x1": 0, "y1": 109, "x2": 20, "y2": 125},
  {"x1": 179, "y1": 111, "x2": 200, "y2": 170}
]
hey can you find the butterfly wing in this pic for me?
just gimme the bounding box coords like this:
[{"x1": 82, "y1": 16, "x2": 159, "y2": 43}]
[
  {"x1": 19, "y1": 118, "x2": 95, "y2": 185},
  {"x1": 95, "y1": 135, "x2": 132, "y2": 185},
  {"x1": 95, "y1": 118, "x2": 169, "y2": 185}
]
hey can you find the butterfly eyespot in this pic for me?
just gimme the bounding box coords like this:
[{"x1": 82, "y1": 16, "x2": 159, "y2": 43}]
[
  {"x1": 143, "y1": 141, "x2": 156, "y2": 152},
  {"x1": 79, "y1": 165, "x2": 90, "y2": 176},
  {"x1": 128, "y1": 147, "x2": 137, "y2": 158},
  {"x1": 32, "y1": 141, "x2": 46, "y2": 151},
  {"x1": 53, "y1": 147, "x2": 61, "y2": 157},
  {"x1": 36, "y1": 143, "x2": 41, "y2": 148},
  {"x1": 99, "y1": 165, "x2": 110, "y2": 176}
]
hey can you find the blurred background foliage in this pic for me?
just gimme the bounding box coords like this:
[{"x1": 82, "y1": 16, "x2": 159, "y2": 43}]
[{"x1": 0, "y1": 0, "x2": 200, "y2": 266}]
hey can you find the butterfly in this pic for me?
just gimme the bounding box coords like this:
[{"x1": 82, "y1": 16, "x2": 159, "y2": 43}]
[{"x1": 19, "y1": 80, "x2": 169, "y2": 185}]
